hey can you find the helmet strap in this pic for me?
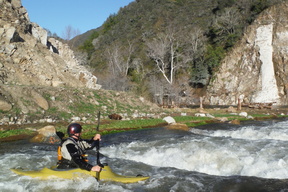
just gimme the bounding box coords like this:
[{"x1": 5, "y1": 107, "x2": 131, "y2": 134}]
[{"x1": 71, "y1": 134, "x2": 80, "y2": 140}]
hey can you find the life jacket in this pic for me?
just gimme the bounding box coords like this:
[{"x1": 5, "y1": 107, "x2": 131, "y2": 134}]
[
  {"x1": 57, "y1": 146, "x2": 88, "y2": 163},
  {"x1": 57, "y1": 145, "x2": 62, "y2": 161},
  {"x1": 57, "y1": 138, "x2": 89, "y2": 163}
]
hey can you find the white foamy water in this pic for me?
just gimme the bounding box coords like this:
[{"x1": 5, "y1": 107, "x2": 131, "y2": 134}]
[
  {"x1": 193, "y1": 120, "x2": 288, "y2": 141},
  {"x1": 0, "y1": 145, "x2": 104, "y2": 192},
  {"x1": 102, "y1": 120, "x2": 288, "y2": 179},
  {"x1": 2, "y1": 119, "x2": 288, "y2": 191}
]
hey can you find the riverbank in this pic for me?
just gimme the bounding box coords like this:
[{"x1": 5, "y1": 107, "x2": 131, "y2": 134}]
[{"x1": 1, "y1": 106, "x2": 287, "y2": 142}]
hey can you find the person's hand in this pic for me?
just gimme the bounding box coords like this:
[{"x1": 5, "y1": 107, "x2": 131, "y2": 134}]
[
  {"x1": 93, "y1": 133, "x2": 101, "y2": 141},
  {"x1": 91, "y1": 165, "x2": 102, "y2": 172}
]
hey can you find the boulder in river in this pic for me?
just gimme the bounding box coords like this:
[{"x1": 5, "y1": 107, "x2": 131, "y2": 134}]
[{"x1": 30, "y1": 125, "x2": 60, "y2": 144}]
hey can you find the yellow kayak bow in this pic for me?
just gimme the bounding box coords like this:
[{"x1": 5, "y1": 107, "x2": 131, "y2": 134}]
[{"x1": 11, "y1": 165, "x2": 149, "y2": 183}]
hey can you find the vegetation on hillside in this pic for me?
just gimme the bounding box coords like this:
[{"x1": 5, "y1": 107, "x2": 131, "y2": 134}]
[{"x1": 75, "y1": 0, "x2": 282, "y2": 105}]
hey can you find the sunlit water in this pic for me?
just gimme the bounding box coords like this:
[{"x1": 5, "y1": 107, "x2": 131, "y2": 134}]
[{"x1": 1, "y1": 118, "x2": 288, "y2": 191}]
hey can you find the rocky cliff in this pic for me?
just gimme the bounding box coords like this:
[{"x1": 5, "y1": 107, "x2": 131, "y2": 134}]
[
  {"x1": 0, "y1": 0, "x2": 101, "y2": 117},
  {"x1": 0, "y1": 0, "x2": 162, "y2": 125},
  {"x1": 206, "y1": 2, "x2": 288, "y2": 106}
]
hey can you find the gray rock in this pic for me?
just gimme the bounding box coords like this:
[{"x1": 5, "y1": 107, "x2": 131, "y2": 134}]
[
  {"x1": 163, "y1": 116, "x2": 176, "y2": 124},
  {"x1": 0, "y1": 99, "x2": 12, "y2": 111},
  {"x1": 31, "y1": 23, "x2": 47, "y2": 45},
  {"x1": 31, "y1": 90, "x2": 49, "y2": 110}
]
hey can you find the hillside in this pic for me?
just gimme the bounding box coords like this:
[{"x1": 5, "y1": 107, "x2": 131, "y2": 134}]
[
  {"x1": 0, "y1": 0, "x2": 164, "y2": 125},
  {"x1": 76, "y1": 0, "x2": 285, "y2": 106},
  {"x1": 1, "y1": 0, "x2": 288, "y2": 126}
]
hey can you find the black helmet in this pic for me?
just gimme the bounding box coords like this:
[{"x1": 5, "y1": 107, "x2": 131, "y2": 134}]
[{"x1": 67, "y1": 123, "x2": 82, "y2": 136}]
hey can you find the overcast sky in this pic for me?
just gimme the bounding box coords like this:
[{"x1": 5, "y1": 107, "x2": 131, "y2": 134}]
[{"x1": 22, "y1": 0, "x2": 135, "y2": 37}]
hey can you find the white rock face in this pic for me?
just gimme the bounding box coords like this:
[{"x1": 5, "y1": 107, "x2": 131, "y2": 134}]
[
  {"x1": 31, "y1": 23, "x2": 47, "y2": 45},
  {"x1": 206, "y1": 2, "x2": 288, "y2": 105},
  {"x1": 251, "y1": 24, "x2": 279, "y2": 103}
]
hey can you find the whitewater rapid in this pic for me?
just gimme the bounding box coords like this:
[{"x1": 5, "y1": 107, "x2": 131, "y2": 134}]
[
  {"x1": 1, "y1": 118, "x2": 288, "y2": 191},
  {"x1": 102, "y1": 119, "x2": 288, "y2": 179}
]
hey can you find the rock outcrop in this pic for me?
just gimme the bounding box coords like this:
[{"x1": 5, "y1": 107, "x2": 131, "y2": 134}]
[
  {"x1": 30, "y1": 125, "x2": 60, "y2": 143},
  {"x1": 0, "y1": 0, "x2": 101, "y2": 114},
  {"x1": 206, "y1": 2, "x2": 288, "y2": 106}
]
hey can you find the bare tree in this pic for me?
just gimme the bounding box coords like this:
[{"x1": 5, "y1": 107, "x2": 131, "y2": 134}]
[
  {"x1": 124, "y1": 40, "x2": 135, "y2": 75},
  {"x1": 181, "y1": 27, "x2": 206, "y2": 65},
  {"x1": 188, "y1": 28, "x2": 206, "y2": 56},
  {"x1": 130, "y1": 57, "x2": 147, "y2": 83},
  {"x1": 105, "y1": 40, "x2": 135, "y2": 77},
  {"x1": 213, "y1": 7, "x2": 241, "y2": 36},
  {"x1": 101, "y1": 40, "x2": 137, "y2": 91},
  {"x1": 62, "y1": 25, "x2": 81, "y2": 40},
  {"x1": 146, "y1": 32, "x2": 182, "y2": 85},
  {"x1": 106, "y1": 43, "x2": 122, "y2": 76}
]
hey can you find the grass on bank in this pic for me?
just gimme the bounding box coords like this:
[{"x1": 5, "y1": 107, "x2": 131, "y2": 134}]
[
  {"x1": 0, "y1": 129, "x2": 35, "y2": 139},
  {"x1": 56, "y1": 118, "x2": 166, "y2": 139},
  {"x1": 1, "y1": 112, "x2": 286, "y2": 140}
]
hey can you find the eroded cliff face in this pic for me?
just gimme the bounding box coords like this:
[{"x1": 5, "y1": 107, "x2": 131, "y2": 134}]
[
  {"x1": 0, "y1": 0, "x2": 101, "y2": 115},
  {"x1": 0, "y1": 0, "x2": 101, "y2": 89},
  {"x1": 206, "y1": 2, "x2": 288, "y2": 106}
]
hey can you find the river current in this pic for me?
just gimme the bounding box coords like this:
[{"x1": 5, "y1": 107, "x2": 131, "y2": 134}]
[{"x1": 1, "y1": 118, "x2": 288, "y2": 191}]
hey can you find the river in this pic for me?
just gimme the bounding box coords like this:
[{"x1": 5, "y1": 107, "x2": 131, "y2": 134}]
[{"x1": 1, "y1": 118, "x2": 288, "y2": 191}]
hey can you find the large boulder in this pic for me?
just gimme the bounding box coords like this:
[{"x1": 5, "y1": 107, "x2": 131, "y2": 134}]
[
  {"x1": 0, "y1": 99, "x2": 12, "y2": 111},
  {"x1": 108, "y1": 113, "x2": 122, "y2": 120},
  {"x1": 163, "y1": 116, "x2": 176, "y2": 124},
  {"x1": 31, "y1": 90, "x2": 49, "y2": 110},
  {"x1": 30, "y1": 125, "x2": 60, "y2": 143},
  {"x1": 31, "y1": 23, "x2": 47, "y2": 45},
  {"x1": 166, "y1": 123, "x2": 189, "y2": 131}
]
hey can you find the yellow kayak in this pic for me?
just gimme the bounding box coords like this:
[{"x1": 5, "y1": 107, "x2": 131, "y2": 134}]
[{"x1": 11, "y1": 165, "x2": 149, "y2": 183}]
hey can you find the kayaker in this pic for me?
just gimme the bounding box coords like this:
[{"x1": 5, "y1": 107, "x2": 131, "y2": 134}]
[{"x1": 57, "y1": 123, "x2": 102, "y2": 172}]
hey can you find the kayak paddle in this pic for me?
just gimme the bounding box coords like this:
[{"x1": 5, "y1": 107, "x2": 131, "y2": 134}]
[{"x1": 96, "y1": 111, "x2": 103, "y2": 180}]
